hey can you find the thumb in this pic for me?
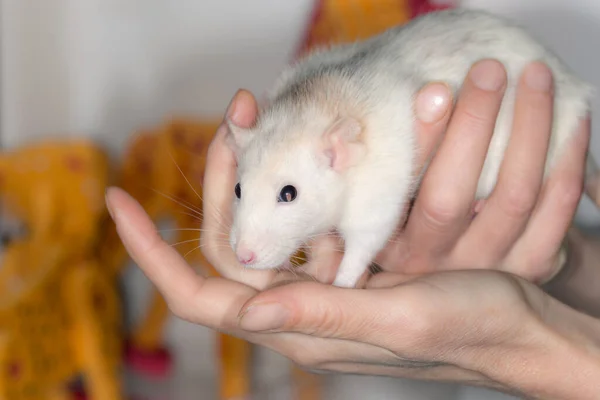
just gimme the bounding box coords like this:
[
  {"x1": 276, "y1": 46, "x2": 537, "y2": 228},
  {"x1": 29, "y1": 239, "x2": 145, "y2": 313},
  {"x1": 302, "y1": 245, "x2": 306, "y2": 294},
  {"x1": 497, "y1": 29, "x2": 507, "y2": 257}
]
[{"x1": 237, "y1": 281, "x2": 412, "y2": 347}]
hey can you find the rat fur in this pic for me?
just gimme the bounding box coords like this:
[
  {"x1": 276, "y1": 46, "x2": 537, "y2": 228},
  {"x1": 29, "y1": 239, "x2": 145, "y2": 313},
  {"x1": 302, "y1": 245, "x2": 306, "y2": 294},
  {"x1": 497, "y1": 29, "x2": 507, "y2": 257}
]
[{"x1": 225, "y1": 8, "x2": 596, "y2": 288}]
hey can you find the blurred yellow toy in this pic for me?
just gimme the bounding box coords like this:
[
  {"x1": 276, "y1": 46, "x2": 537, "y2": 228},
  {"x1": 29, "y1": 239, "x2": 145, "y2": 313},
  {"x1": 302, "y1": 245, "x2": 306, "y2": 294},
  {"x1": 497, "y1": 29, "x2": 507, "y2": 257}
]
[
  {"x1": 0, "y1": 239, "x2": 123, "y2": 400},
  {"x1": 296, "y1": 0, "x2": 411, "y2": 57},
  {"x1": 98, "y1": 118, "x2": 254, "y2": 399},
  {"x1": 0, "y1": 139, "x2": 110, "y2": 253},
  {"x1": 296, "y1": 0, "x2": 454, "y2": 58},
  {"x1": 0, "y1": 139, "x2": 124, "y2": 400}
]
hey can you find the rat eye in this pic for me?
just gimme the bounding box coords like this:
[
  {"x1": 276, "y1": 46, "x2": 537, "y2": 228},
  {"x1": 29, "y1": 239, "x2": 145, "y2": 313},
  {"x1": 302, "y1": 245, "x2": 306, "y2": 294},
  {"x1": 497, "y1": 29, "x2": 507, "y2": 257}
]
[
  {"x1": 278, "y1": 185, "x2": 297, "y2": 203},
  {"x1": 235, "y1": 183, "x2": 241, "y2": 199}
]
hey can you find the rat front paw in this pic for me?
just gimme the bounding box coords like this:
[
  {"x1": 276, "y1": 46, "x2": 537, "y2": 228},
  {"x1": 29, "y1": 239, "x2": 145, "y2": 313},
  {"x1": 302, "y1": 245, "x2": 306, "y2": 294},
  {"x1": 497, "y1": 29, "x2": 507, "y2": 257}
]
[{"x1": 332, "y1": 275, "x2": 359, "y2": 288}]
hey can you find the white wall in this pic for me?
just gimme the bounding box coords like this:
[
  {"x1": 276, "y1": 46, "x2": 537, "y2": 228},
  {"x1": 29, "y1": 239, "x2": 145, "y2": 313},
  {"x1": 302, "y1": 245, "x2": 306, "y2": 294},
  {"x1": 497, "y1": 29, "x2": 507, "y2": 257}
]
[{"x1": 0, "y1": 0, "x2": 314, "y2": 154}]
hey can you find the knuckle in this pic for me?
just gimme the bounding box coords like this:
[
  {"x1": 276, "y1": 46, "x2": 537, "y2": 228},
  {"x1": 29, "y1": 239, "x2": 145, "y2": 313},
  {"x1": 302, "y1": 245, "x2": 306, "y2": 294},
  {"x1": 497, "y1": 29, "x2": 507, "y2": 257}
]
[
  {"x1": 505, "y1": 245, "x2": 558, "y2": 284},
  {"x1": 419, "y1": 196, "x2": 463, "y2": 231},
  {"x1": 496, "y1": 180, "x2": 538, "y2": 219},
  {"x1": 305, "y1": 301, "x2": 348, "y2": 338},
  {"x1": 555, "y1": 177, "x2": 583, "y2": 209},
  {"x1": 395, "y1": 285, "x2": 450, "y2": 352},
  {"x1": 164, "y1": 298, "x2": 190, "y2": 321},
  {"x1": 459, "y1": 90, "x2": 501, "y2": 133},
  {"x1": 507, "y1": 255, "x2": 549, "y2": 284},
  {"x1": 461, "y1": 105, "x2": 492, "y2": 132}
]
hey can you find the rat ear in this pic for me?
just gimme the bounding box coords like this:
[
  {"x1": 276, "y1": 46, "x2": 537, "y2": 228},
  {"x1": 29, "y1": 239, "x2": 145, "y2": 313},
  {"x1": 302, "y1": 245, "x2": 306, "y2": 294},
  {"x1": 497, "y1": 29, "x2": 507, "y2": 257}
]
[
  {"x1": 225, "y1": 118, "x2": 255, "y2": 157},
  {"x1": 321, "y1": 117, "x2": 366, "y2": 172}
]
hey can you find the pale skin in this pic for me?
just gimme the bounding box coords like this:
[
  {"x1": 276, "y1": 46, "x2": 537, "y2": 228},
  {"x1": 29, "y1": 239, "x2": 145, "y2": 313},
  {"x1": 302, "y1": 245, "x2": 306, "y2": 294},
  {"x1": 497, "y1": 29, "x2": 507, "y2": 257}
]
[{"x1": 106, "y1": 60, "x2": 600, "y2": 399}]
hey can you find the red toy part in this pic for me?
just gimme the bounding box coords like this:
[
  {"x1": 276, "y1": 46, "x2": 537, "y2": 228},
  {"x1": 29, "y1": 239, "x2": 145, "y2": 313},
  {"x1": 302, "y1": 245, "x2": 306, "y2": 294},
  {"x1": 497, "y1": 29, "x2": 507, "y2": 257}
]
[
  {"x1": 124, "y1": 341, "x2": 174, "y2": 379},
  {"x1": 409, "y1": 0, "x2": 456, "y2": 18}
]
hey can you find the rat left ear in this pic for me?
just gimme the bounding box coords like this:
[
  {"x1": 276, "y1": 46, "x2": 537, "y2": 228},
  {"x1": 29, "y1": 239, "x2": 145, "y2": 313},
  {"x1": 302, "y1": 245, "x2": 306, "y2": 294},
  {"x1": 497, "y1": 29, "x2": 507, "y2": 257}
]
[
  {"x1": 321, "y1": 117, "x2": 366, "y2": 172},
  {"x1": 225, "y1": 118, "x2": 255, "y2": 157}
]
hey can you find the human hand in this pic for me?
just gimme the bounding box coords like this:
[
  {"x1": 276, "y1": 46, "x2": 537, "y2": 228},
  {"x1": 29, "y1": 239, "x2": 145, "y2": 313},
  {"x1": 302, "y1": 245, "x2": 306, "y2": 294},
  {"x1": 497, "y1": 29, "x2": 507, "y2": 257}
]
[
  {"x1": 99, "y1": 188, "x2": 600, "y2": 399},
  {"x1": 376, "y1": 59, "x2": 591, "y2": 284}
]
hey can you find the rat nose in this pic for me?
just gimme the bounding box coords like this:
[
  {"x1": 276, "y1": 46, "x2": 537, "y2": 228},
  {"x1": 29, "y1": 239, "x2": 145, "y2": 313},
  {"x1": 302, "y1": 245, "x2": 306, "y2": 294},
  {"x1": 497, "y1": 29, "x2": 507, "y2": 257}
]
[{"x1": 236, "y1": 248, "x2": 256, "y2": 265}]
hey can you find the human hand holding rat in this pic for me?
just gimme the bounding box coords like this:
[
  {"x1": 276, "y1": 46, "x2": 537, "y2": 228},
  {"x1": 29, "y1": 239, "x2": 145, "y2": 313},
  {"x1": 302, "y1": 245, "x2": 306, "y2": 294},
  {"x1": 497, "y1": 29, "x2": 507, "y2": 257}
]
[
  {"x1": 198, "y1": 60, "x2": 590, "y2": 288},
  {"x1": 375, "y1": 60, "x2": 591, "y2": 285}
]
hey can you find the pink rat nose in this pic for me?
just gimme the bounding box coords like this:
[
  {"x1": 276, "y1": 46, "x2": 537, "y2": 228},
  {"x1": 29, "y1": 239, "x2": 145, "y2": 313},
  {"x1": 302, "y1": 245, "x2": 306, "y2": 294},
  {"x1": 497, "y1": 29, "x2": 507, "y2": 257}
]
[{"x1": 236, "y1": 248, "x2": 256, "y2": 265}]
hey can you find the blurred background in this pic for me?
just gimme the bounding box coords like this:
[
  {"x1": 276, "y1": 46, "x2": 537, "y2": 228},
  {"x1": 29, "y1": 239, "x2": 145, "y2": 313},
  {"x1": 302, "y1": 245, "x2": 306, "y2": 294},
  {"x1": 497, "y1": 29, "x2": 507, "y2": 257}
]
[{"x1": 0, "y1": 0, "x2": 599, "y2": 399}]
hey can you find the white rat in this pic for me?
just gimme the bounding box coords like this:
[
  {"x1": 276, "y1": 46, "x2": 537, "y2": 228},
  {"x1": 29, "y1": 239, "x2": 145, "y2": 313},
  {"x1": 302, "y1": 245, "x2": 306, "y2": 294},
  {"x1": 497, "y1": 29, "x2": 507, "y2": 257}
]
[{"x1": 225, "y1": 8, "x2": 597, "y2": 288}]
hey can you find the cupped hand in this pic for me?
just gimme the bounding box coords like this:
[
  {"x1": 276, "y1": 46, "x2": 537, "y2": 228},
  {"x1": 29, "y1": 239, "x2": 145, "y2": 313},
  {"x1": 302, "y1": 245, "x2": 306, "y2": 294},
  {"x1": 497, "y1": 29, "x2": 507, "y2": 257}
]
[
  {"x1": 98, "y1": 190, "x2": 600, "y2": 399},
  {"x1": 377, "y1": 59, "x2": 591, "y2": 284}
]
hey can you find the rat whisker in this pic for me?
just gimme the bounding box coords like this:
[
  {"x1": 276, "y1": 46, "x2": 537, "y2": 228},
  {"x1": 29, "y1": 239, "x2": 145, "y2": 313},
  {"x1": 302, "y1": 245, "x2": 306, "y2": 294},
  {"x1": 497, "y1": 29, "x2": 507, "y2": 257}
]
[
  {"x1": 150, "y1": 188, "x2": 203, "y2": 218},
  {"x1": 177, "y1": 207, "x2": 232, "y2": 235},
  {"x1": 181, "y1": 243, "x2": 233, "y2": 253},
  {"x1": 305, "y1": 231, "x2": 340, "y2": 240},
  {"x1": 205, "y1": 203, "x2": 233, "y2": 232},
  {"x1": 174, "y1": 211, "x2": 203, "y2": 223},
  {"x1": 169, "y1": 238, "x2": 202, "y2": 248},
  {"x1": 164, "y1": 151, "x2": 234, "y2": 234},
  {"x1": 298, "y1": 245, "x2": 345, "y2": 255},
  {"x1": 167, "y1": 150, "x2": 204, "y2": 204},
  {"x1": 159, "y1": 227, "x2": 229, "y2": 237},
  {"x1": 200, "y1": 205, "x2": 233, "y2": 233},
  {"x1": 182, "y1": 245, "x2": 204, "y2": 260}
]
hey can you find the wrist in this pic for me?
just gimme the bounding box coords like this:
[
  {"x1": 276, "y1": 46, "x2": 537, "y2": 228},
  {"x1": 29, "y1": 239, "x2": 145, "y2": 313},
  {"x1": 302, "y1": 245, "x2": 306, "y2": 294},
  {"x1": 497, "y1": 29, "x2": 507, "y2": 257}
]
[
  {"x1": 465, "y1": 287, "x2": 600, "y2": 399},
  {"x1": 462, "y1": 281, "x2": 600, "y2": 400}
]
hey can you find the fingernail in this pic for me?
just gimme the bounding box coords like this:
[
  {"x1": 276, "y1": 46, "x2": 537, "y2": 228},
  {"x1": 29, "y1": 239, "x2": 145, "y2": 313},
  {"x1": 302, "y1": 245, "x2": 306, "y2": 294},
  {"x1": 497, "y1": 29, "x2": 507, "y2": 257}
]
[
  {"x1": 470, "y1": 60, "x2": 506, "y2": 91},
  {"x1": 238, "y1": 303, "x2": 289, "y2": 332},
  {"x1": 416, "y1": 83, "x2": 451, "y2": 123},
  {"x1": 524, "y1": 62, "x2": 553, "y2": 92},
  {"x1": 227, "y1": 89, "x2": 246, "y2": 122}
]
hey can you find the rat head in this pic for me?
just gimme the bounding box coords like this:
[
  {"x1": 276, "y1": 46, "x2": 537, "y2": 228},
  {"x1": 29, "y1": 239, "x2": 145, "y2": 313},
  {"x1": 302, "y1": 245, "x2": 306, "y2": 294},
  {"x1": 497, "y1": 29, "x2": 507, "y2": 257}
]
[{"x1": 225, "y1": 105, "x2": 366, "y2": 270}]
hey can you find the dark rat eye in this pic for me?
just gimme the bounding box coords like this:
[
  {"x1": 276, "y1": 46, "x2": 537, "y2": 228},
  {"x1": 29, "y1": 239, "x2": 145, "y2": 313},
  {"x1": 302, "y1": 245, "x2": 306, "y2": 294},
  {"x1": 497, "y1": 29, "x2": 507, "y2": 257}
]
[
  {"x1": 278, "y1": 185, "x2": 297, "y2": 203},
  {"x1": 235, "y1": 183, "x2": 241, "y2": 199}
]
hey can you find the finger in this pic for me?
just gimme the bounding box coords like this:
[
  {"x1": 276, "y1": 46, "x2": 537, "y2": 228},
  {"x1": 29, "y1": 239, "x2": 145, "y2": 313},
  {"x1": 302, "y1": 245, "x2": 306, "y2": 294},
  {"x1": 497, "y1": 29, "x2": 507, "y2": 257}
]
[
  {"x1": 413, "y1": 82, "x2": 454, "y2": 174},
  {"x1": 200, "y1": 89, "x2": 276, "y2": 288},
  {"x1": 202, "y1": 89, "x2": 255, "y2": 239},
  {"x1": 235, "y1": 280, "x2": 411, "y2": 351},
  {"x1": 454, "y1": 62, "x2": 554, "y2": 268},
  {"x1": 403, "y1": 60, "x2": 507, "y2": 268},
  {"x1": 106, "y1": 186, "x2": 257, "y2": 329},
  {"x1": 504, "y1": 117, "x2": 589, "y2": 282},
  {"x1": 377, "y1": 83, "x2": 453, "y2": 267}
]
